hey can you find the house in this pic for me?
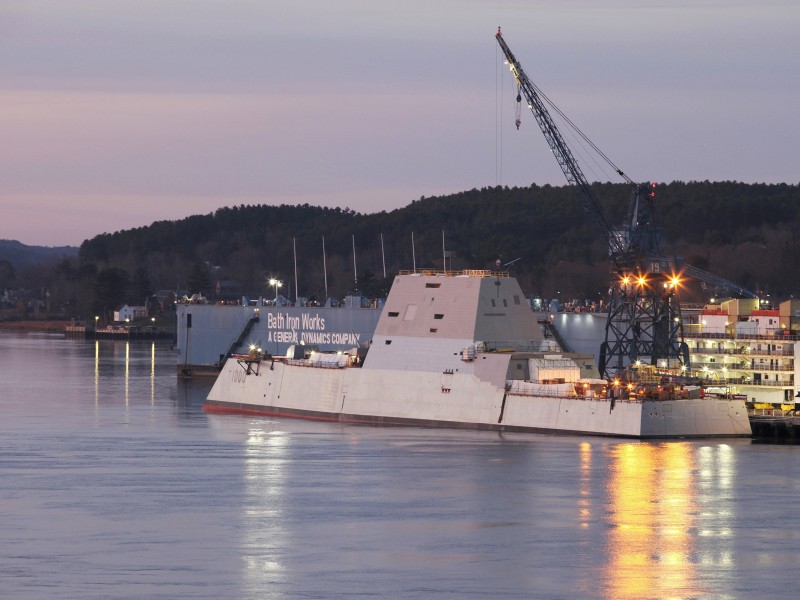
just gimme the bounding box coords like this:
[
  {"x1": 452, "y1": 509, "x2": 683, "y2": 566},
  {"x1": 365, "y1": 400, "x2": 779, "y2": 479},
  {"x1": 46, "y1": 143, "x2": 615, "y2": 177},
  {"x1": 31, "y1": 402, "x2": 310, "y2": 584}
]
[{"x1": 114, "y1": 304, "x2": 148, "y2": 322}]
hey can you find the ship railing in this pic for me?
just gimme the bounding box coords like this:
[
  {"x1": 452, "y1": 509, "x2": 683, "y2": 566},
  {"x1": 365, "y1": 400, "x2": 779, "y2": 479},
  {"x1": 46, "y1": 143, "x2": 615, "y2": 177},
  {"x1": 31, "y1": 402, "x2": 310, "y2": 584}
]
[
  {"x1": 684, "y1": 331, "x2": 800, "y2": 342},
  {"x1": 284, "y1": 357, "x2": 349, "y2": 369},
  {"x1": 687, "y1": 347, "x2": 794, "y2": 357},
  {"x1": 691, "y1": 349, "x2": 795, "y2": 358},
  {"x1": 749, "y1": 408, "x2": 798, "y2": 418},
  {"x1": 506, "y1": 388, "x2": 644, "y2": 404},
  {"x1": 731, "y1": 379, "x2": 795, "y2": 388},
  {"x1": 481, "y1": 341, "x2": 552, "y2": 353},
  {"x1": 397, "y1": 269, "x2": 510, "y2": 278}
]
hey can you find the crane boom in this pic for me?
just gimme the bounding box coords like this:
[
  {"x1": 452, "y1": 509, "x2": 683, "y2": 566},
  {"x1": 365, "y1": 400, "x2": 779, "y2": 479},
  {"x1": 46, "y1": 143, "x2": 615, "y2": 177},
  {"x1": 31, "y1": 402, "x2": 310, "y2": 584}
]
[
  {"x1": 681, "y1": 264, "x2": 759, "y2": 299},
  {"x1": 495, "y1": 29, "x2": 626, "y2": 259}
]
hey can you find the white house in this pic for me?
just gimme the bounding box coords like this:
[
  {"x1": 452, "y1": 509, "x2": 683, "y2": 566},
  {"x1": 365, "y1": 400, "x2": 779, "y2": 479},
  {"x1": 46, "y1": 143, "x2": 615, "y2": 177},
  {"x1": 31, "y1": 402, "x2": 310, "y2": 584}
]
[{"x1": 114, "y1": 304, "x2": 148, "y2": 323}]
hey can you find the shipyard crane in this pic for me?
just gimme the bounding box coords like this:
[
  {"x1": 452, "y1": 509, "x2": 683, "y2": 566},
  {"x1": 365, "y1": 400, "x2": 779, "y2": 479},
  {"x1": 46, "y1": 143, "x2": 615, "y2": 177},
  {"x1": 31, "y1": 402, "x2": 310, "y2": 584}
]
[{"x1": 495, "y1": 28, "x2": 690, "y2": 377}]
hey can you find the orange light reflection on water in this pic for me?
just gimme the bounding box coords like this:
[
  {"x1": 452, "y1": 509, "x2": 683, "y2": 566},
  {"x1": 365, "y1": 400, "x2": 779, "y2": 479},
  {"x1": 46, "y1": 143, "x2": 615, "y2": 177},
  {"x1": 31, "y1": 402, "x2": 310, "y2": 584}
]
[
  {"x1": 604, "y1": 442, "x2": 697, "y2": 600},
  {"x1": 579, "y1": 442, "x2": 592, "y2": 528}
]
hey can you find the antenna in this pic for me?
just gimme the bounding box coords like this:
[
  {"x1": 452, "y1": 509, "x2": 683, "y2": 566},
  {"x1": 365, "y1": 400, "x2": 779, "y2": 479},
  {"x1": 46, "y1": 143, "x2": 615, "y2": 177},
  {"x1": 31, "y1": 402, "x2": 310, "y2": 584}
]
[
  {"x1": 442, "y1": 230, "x2": 446, "y2": 272},
  {"x1": 412, "y1": 232, "x2": 416, "y2": 273},
  {"x1": 352, "y1": 234, "x2": 358, "y2": 289},
  {"x1": 381, "y1": 233, "x2": 386, "y2": 279},
  {"x1": 322, "y1": 236, "x2": 328, "y2": 302},
  {"x1": 293, "y1": 237, "x2": 298, "y2": 303}
]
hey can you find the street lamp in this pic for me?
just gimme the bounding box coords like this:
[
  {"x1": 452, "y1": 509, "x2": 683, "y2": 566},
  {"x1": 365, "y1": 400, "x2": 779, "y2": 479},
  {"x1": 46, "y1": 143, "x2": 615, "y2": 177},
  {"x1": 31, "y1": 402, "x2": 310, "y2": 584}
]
[{"x1": 269, "y1": 278, "x2": 283, "y2": 305}]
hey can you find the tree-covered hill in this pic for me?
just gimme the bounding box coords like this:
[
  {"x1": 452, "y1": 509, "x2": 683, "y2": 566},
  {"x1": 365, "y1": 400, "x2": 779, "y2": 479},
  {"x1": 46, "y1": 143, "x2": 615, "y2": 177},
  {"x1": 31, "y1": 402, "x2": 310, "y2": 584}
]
[
  {"x1": 0, "y1": 240, "x2": 77, "y2": 270},
  {"x1": 18, "y1": 180, "x2": 800, "y2": 320}
]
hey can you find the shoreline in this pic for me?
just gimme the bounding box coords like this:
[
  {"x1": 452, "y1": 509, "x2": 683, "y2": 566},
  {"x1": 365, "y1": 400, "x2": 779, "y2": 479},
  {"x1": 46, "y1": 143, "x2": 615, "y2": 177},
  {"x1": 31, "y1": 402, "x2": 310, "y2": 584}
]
[{"x1": 0, "y1": 320, "x2": 68, "y2": 333}]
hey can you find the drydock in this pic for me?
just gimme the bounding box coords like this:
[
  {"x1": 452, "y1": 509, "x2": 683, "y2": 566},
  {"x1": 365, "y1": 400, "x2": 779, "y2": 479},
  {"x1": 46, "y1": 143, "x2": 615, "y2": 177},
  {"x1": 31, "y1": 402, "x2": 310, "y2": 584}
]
[
  {"x1": 205, "y1": 270, "x2": 752, "y2": 438},
  {"x1": 176, "y1": 299, "x2": 381, "y2": 376}
]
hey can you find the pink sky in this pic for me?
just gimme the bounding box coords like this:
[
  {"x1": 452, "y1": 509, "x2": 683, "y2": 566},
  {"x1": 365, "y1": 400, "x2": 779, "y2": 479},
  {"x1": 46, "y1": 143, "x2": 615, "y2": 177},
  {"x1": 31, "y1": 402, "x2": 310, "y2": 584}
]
[{"x1": 2, "y1": 1, "x2": 798, "y2": 247}]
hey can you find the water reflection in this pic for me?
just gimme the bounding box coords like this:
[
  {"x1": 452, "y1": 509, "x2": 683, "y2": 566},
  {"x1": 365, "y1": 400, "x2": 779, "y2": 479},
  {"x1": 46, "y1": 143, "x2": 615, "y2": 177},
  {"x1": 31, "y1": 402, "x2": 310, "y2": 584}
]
[
  {"x1": 94, "y1": 340, "x2": 99, "y2": 406},
  {"x1": 150, "y1": 342, "x2": 156, "y2": 405},
  {"x1": 125, "y1": 341, "x2": 130, "y2": 406},
  {"x1": 605, "y1": 442, "x2": 696, "y2": 599},
  {"x1": 696, "y1": 445, "x2": 735, "y2": 571},
  {"x1": 601, "y1": 442, "x2": 739, "y2": 599},
  {"x1": 242, "y1": 426, "x2": 289, "y2": 594},
  {"x1": 579, "y1": 442, "x2": 592, "y2": 529}
]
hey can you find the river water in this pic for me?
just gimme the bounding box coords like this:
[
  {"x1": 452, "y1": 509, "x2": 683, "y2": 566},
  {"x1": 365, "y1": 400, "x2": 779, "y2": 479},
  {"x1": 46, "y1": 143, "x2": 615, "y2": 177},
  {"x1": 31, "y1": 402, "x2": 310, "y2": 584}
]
[{"x1": 1, "y1": 331, "x2": 799, "y2": 599}]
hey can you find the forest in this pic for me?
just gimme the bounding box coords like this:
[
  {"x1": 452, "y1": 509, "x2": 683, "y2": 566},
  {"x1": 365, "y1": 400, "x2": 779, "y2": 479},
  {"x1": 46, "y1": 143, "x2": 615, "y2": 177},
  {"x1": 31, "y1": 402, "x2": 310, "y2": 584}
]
[{"x1": 3, "y1": 180, "x2": 799, "y2": 321}]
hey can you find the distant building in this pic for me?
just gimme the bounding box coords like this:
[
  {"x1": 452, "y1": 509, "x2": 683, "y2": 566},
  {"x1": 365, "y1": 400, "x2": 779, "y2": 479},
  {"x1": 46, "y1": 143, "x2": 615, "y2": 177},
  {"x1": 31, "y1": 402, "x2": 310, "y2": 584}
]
[
  {"x1": 114, "y1": 304, "x2": 148, "y2": 322},
  {"x1": 214, "y1": 280, "x2": 242, "y2": 302},
  {"x1": 148, "y1": 290, "x2": 176, "y2": 313},
  {"x1": 683, "y1": 298, "x2": 800, "y2": 406}
]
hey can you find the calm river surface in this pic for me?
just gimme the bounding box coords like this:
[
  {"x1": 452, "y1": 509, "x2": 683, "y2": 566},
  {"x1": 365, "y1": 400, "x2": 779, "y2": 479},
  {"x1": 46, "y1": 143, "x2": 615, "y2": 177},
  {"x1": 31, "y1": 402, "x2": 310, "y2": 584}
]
[{"x1": 1, "y1": 331, "x2": 799, "y2": 599}]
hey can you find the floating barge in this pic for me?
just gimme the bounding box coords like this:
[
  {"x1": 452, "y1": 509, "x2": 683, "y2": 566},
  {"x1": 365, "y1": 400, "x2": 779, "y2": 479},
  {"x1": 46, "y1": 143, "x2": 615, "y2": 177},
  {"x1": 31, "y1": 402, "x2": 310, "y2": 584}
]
[{"x1": 175, "y1": 298, "x2": 381, "y2": 376}]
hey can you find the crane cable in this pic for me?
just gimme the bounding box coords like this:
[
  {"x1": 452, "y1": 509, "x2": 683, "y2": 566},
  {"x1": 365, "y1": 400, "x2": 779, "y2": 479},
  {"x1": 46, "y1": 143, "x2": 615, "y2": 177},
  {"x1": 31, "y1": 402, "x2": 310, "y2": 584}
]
[{"x1": 530, "y1": 80, "x2": 634, "y2": 186}]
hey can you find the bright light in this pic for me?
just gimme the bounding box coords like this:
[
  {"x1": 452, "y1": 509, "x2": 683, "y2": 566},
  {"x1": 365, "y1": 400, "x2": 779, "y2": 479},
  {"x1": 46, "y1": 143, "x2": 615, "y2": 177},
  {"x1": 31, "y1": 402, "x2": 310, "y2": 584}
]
[
  {"x1": 670, "y1": 276, "x2": 681, "y2": 287},
  {"x1": 269, "y1": 278, "x2": 283, "y2": 304},
  {"x1": 680, "y1": 365, "x2": 687, "y2": 372},
  {"x1": 637, "y1": 276, "x2": 646, "y2": 286},
  {"x1": 634, "y1": 360, "x2": 642, "y2": 367}
]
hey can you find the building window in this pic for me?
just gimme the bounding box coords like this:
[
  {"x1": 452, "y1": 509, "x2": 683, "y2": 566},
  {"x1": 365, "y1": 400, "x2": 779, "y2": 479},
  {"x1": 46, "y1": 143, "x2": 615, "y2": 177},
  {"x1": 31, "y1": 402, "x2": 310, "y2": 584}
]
[
  {"x1": 425, "y1": 283, "x2": 441, "y2": 288},
  {"x1": 514, "y1": 295, "x2": 520, "y2": 305},
  {"x1": 503, "y1": 299, "x2": 508, "y2": 307},
  {"x1": 385, "y1": 340, "x2": 392, "y2": 345},
  {"x1": 429, "y1": 328, "x2": 437, "y2": 333},
  {"x1": 491, "y1": 299, "x2": 496, "y2": 307},
  {"x1": 388, "y1": 311, "x2": 399, "y2": 317},
  {"x1": 434, "y1": 314, "x2": 444, "y2": 320}
]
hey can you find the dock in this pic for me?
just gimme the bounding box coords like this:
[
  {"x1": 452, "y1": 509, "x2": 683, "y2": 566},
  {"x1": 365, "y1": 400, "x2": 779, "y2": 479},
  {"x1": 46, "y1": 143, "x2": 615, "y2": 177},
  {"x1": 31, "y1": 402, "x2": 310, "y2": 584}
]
[{"x1": 749, "y1": 412, "x2": 800, "y2": 442}]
